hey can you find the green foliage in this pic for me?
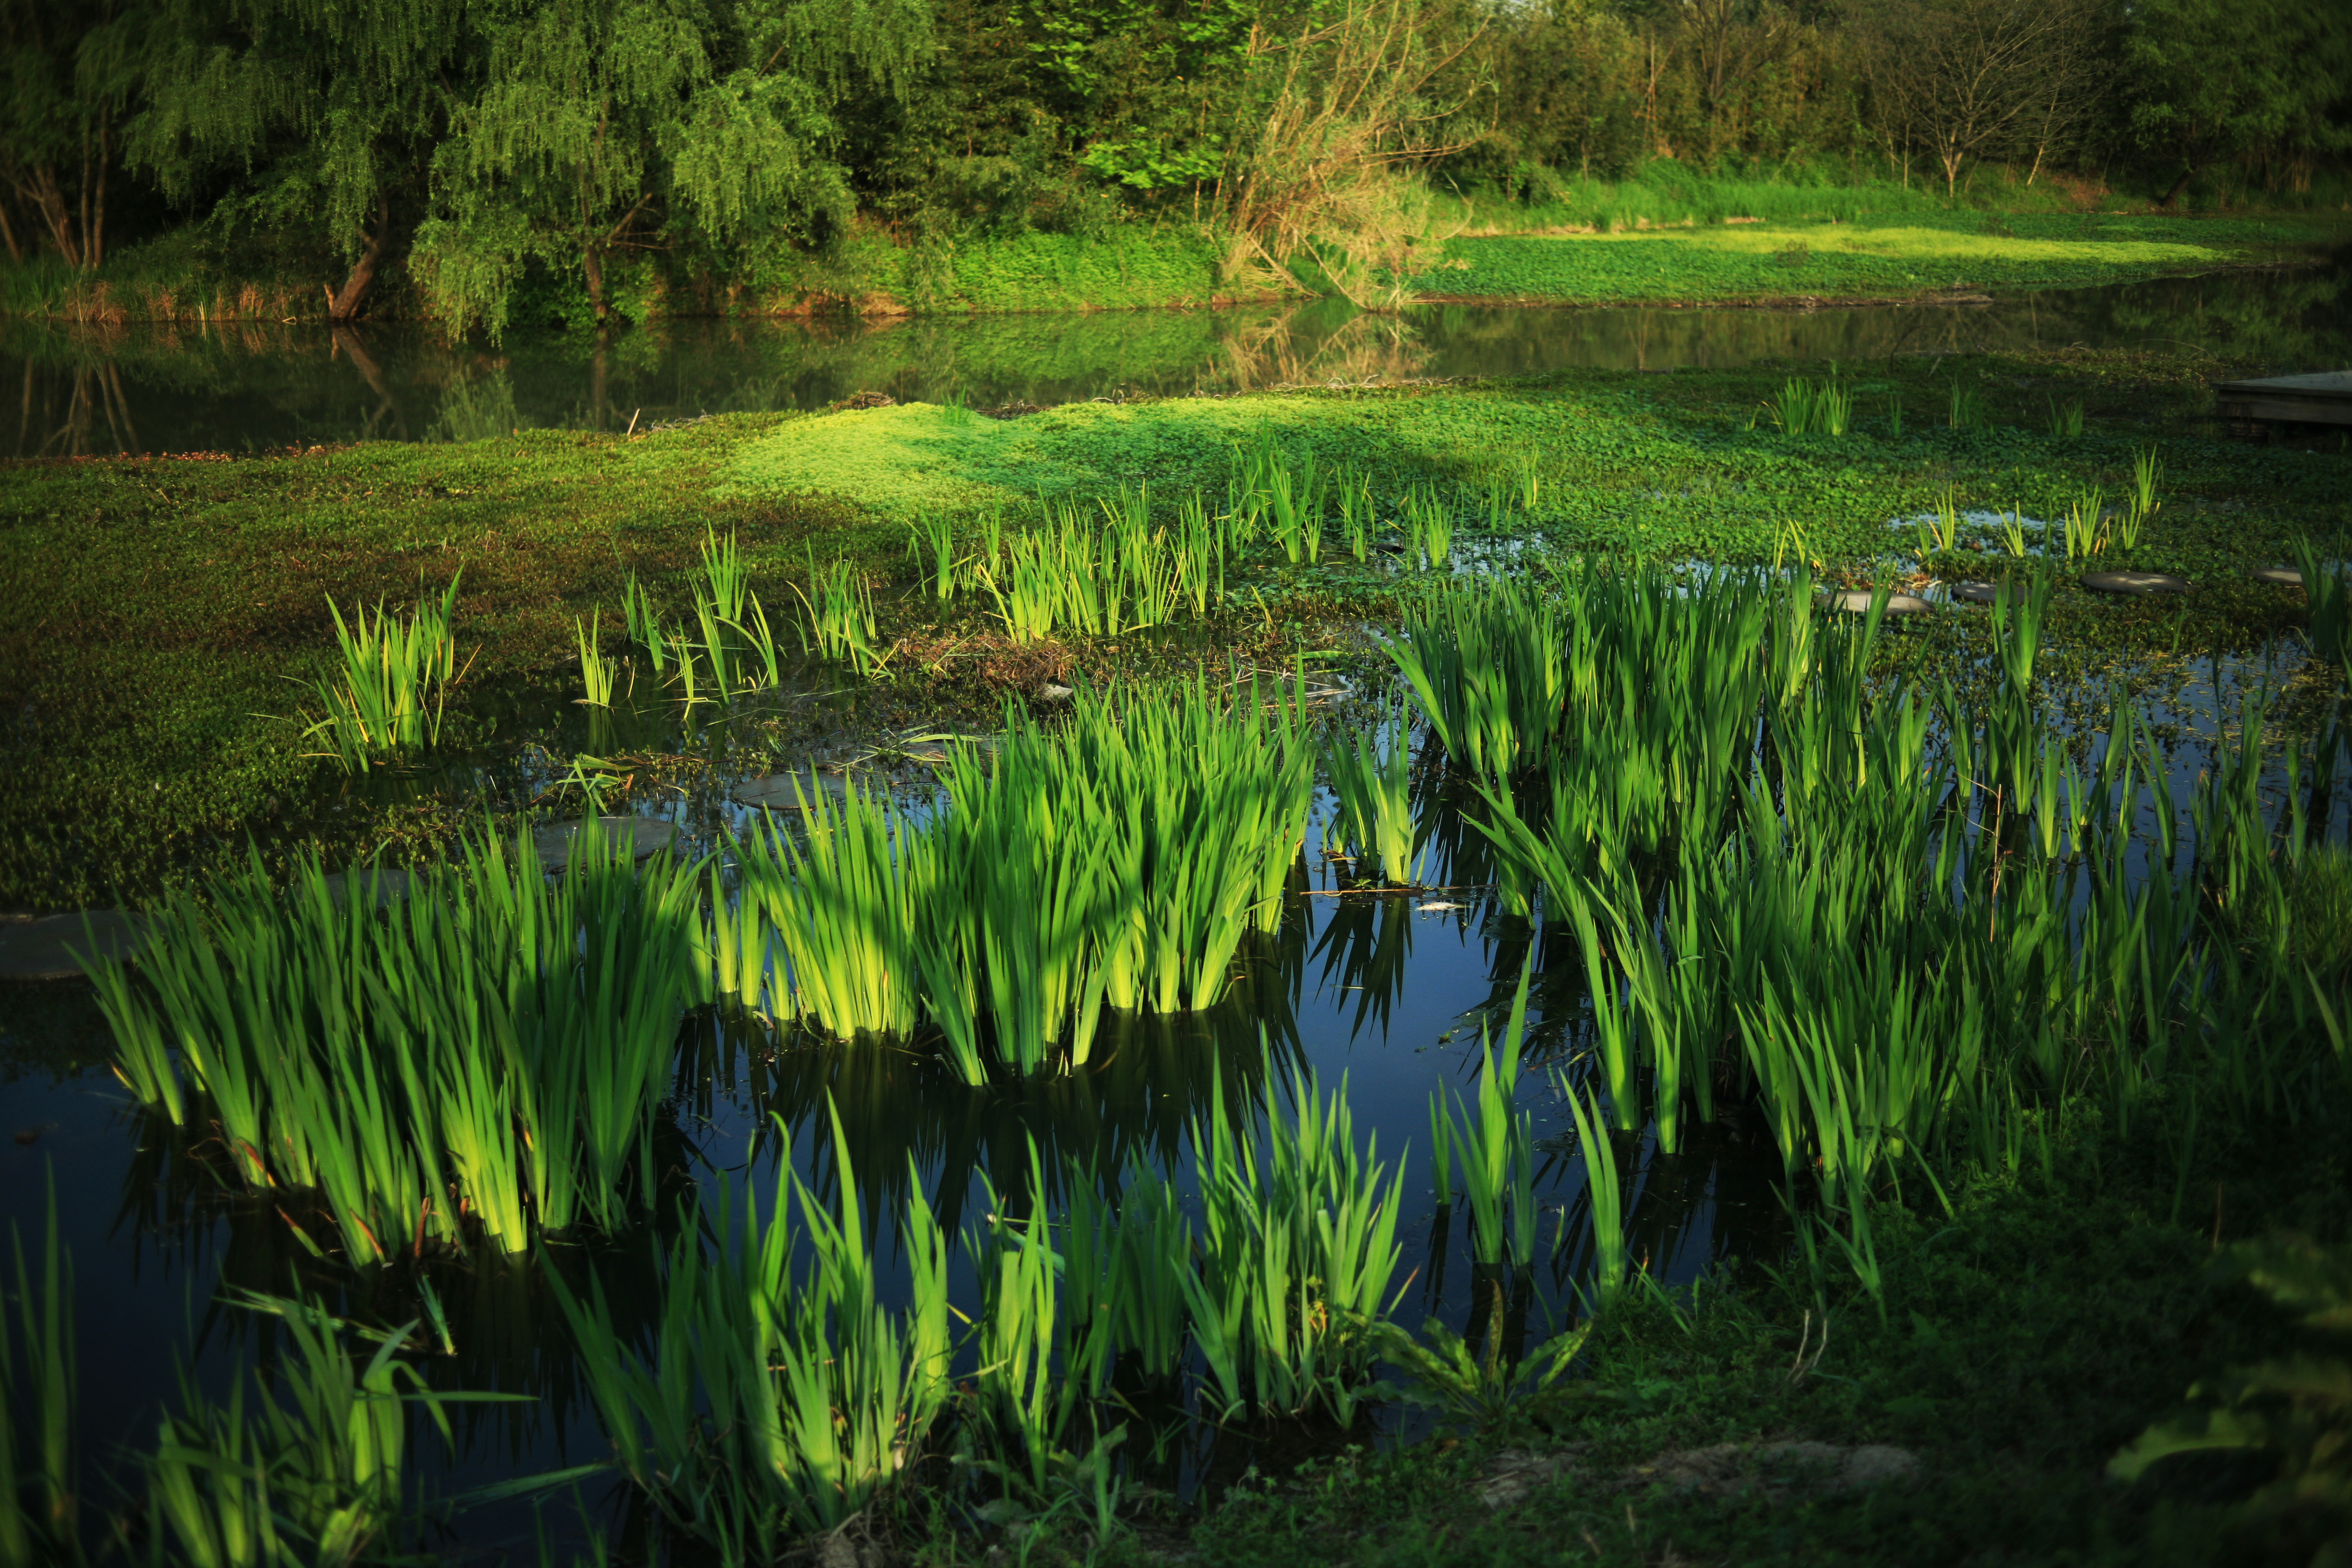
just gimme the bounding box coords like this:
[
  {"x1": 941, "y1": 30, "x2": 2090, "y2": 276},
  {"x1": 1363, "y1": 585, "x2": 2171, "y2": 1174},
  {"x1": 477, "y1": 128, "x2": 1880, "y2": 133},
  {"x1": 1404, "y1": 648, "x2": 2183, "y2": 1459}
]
[
  {"x1": 146, "y1": 1296, "x2": 510, "y2": 1568},
  {"x1": 89, "y1": 828, "x2": 706, "y2": 1263},
  {"x1": 2112, "y1": 1236, "x2": 2352, "y2": 1557},
  {"x1": 299, "y1": 574, "x2": 466, "y2": 772},
  {"x1": 0, "y1": 1176, "x2": 75, "y2": 1568},
  {"x1": 720, "y1": 677, "x2": 1313, "y2": 1079}
]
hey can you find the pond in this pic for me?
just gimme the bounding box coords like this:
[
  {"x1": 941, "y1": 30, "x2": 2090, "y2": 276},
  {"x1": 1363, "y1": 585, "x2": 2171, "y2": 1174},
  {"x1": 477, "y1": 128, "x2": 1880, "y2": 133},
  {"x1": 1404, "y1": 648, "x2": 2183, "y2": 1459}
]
[
  {"x1": 4, "y1": 550, "x2": 2345, "y2": 1560},
  {"x1": 6, "y1": 259, "x2": 2347, "y2": 456}
]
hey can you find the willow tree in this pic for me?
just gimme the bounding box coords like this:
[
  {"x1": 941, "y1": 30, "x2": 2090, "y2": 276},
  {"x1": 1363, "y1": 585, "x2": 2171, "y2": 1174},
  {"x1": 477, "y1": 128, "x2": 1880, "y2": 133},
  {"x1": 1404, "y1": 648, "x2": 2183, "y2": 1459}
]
[
  {"x1": 414, "y1": 0, "x2": 929, "y2": 338},
  {"x1": 0, "y1": 0, "x2": 136, "y2": 268},
  {"x1": 127, "y1": 0, "x2": 474, "y2": 317}
]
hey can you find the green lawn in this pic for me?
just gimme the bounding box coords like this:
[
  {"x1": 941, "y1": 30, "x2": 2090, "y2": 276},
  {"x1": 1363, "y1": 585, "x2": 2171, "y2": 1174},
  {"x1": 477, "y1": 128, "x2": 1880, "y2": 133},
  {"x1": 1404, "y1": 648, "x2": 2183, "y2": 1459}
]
[{"x1": 1414, "y1": 214, "x2": 2332, "y2": 305}]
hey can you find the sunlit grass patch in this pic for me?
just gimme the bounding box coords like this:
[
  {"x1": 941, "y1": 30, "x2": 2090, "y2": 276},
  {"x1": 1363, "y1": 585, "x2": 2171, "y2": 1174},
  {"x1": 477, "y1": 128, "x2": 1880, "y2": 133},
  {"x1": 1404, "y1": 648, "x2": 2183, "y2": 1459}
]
[{"x1": 1424, "y1": 220, "x2": 2234, "y2": 303}]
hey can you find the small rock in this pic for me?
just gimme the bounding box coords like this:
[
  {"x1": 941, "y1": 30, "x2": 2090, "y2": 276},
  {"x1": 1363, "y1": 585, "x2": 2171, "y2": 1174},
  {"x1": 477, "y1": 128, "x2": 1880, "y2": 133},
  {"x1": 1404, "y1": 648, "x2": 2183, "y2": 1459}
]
[
  {"x1": 2082, "y1": 570, "x2": 2192, "y2": 595},
  {"x1": 0, "y1": 910, "x2": 150, "y2": 982},
  {"x1": 732, "y1": 772, "x2": 851, "y2": 810},
  {"x1": 2250, "y1": 565, "x2": 2304, "y2": 586},
  {"x1": 1037, "y1": 683, "x2": 1075, "y2": 703},
  {"x1": 1949, "y1": 580, "x2": 2030, "y2": 607},
  {"x1": 1819, "y1": 590, "x2": 1931, "y2": 614},
  {"x1": 531, "y1": 816, "x2": 680, "y2": 871}
]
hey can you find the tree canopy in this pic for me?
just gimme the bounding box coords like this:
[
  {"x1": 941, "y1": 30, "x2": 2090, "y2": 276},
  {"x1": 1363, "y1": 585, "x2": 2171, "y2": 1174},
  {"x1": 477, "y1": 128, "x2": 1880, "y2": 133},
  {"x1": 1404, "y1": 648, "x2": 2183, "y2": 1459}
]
[{"x1": 2, "y1": 0, "x2": 2345, "y2": 328}]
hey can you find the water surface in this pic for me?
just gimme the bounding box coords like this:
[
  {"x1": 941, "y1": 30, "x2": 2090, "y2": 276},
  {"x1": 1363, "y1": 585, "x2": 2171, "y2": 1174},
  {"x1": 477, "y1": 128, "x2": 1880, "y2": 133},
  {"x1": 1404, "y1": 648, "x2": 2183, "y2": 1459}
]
[{"x1": 7, "y1": 261, "x2": 2344, "y2": 457}]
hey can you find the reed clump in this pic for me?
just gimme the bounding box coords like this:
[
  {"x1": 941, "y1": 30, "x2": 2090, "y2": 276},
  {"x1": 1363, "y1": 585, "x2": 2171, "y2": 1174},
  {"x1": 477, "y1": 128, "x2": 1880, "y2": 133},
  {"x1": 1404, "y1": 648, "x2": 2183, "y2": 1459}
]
[
  {"x1": 300, "y1": 574, "x2": 469, "y2": 771},
  {"x1": 712, "y1": 675, "x2": 1315, "y2": 1082},
  {"x1": 89, "y1": 825, "x2": 706, "y2": 1265}
]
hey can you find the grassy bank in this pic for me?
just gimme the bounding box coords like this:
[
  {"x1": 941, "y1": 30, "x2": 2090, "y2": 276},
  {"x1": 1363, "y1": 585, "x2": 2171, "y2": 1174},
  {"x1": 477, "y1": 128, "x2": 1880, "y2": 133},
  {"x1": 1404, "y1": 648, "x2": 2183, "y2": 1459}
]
[
  {"x1": 7, "y1": 180, "x2": 2341, "y2": 328},
  {"x1": 3, "y1": 336, "x2": 2344, "y2": 911},
  {"x1": 1415, "y1": 214, "x2": 2334, "y2": 306}
]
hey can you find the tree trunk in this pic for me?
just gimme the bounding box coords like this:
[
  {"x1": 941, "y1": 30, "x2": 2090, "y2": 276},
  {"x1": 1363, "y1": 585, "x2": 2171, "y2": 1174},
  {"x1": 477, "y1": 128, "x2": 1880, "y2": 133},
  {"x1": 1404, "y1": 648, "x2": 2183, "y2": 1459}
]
[
  {"x1": 2159, "y1": 163, "x2": 2198, "y2": 207},
  {"x1": 582, "y1": 240, "x2": 607, "y2": 323},
  {"x1": 29, "y1": 166, "x2": 82, "y2": 268},
  {"x1": 0, "y1": 197, "x2": 20, "y2": 264},
  {"x1": 326, "y1": 201, "x2": 391, "y2": 321}
]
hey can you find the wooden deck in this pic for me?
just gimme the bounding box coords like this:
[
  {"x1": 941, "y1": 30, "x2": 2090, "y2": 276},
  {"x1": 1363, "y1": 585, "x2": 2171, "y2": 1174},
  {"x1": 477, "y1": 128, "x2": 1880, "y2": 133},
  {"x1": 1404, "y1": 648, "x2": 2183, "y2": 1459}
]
[{"x1": 2213, "y1": 371, "x2": 2352, "y2": 430}]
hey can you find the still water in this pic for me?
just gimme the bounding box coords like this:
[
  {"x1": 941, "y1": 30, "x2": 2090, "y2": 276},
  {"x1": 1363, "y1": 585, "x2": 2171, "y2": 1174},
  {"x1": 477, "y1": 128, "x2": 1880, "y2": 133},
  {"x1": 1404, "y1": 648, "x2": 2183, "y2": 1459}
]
[{"x1": 6, "y1": 261, "x2": 2346, "y2": 456}]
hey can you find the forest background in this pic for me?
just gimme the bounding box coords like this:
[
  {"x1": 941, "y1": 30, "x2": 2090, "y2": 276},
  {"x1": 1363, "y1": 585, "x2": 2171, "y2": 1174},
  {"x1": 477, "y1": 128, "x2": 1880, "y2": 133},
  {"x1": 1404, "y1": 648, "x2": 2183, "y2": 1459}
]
[{"x1": 3, "y1": 0, "x2": 2349, "y2": 334}]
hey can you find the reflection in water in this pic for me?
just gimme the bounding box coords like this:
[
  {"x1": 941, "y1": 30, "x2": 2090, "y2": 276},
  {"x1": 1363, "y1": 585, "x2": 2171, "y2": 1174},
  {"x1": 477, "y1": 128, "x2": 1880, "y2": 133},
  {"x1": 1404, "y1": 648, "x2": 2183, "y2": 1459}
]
[{"x1": 5, "y1": 257, "x2": 2343, "y2": 456}]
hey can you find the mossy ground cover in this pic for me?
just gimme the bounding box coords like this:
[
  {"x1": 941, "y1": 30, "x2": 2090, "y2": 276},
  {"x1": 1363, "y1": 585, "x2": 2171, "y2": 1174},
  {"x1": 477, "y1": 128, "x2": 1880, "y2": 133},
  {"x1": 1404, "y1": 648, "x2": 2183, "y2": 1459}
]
[
  {"x1": 1415, "y1": 213, "x2": 2339, "y2": 306},
  {"x1": 4, "y1": 345, "x2": 2344, "y2": 909}
]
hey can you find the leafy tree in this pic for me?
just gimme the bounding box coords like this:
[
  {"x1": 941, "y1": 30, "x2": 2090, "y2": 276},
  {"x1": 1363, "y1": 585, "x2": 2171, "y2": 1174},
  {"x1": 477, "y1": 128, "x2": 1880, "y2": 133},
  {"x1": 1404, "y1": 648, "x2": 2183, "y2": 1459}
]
[
  {"x1": 2122, "y1": 0, "x2": 2352, "y2": 205},
  {"x1": 126, "y1": 0, "x2": 477, "y2": 317},
  {"x1": 414, "y1": 0, "x2": 930, "y2": 338},
  {"x1": 0, "y1": 0, "x2": 137, "y2": 268}
]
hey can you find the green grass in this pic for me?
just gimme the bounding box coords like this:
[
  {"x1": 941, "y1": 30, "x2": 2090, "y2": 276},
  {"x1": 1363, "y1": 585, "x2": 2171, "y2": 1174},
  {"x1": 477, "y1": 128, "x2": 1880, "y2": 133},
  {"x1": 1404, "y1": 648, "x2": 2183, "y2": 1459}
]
[
  {"x1": 5, "y1": 344, "x2": 2345, "y2": 910},
  {"x1": 1413, "y1": 219, "x2": 2289, "y2": 305}
]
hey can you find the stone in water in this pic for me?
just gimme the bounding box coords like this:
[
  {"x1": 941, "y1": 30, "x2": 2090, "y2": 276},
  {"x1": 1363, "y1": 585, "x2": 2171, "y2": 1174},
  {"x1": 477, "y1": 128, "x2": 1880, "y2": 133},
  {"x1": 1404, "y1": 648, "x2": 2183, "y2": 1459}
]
[
  {"x1": 532, "y1": 816, "x2": 679, "y2": 871},
  {"x1": 1820, "y1": 590, "x2": 1931, "y2": 614},
  {"x1": 2081, "y1": 570, "x2": 2192, "y2": 595},
  {"x1": 1949, "y1": 580, "x2": 2030, "y2": 607},
  {"x1": 732, "y1": 772, "x2": 849, "y2": 810},
  {"x1": 0, "y1": 910, "x2": 150, "y2": 981}
]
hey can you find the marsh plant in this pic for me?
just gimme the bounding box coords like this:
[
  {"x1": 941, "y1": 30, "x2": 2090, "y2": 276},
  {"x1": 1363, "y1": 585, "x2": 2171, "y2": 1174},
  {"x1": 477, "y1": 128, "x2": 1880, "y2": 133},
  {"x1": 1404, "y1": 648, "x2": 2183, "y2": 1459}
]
[
  {"x1": 1, "y1": 1184, "x2": 75, "y2": 1567},
  {"x1": 713, "y1": 676, "x2": 1314, "y2": 1082},
  {"x1": 1326, "y1": 711, "x2": 1424, "y2": 884},
  {"x1": 93, "y1": 825, "x2": 706, "y2": 1264},
  {"x1": 300, "y1": 573, "x2": 468, "y2": 771},
  {"x1": 1758, "y1": 374, "x2": 1851, "y2": 437}
]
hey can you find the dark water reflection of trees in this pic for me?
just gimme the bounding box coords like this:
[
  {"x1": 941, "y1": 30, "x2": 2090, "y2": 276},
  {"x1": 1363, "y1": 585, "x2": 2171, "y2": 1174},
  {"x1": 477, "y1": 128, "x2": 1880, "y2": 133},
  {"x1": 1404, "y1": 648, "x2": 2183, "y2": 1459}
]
[{"x1": 5, "y1": 258, "x2": 2343, "y2": 457}]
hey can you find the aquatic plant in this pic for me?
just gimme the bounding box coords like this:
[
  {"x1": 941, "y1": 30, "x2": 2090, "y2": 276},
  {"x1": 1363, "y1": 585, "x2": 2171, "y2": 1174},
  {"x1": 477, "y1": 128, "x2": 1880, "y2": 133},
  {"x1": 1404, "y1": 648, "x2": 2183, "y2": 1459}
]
[
  {"x1": 1385, "y1": 576, "x2": 1565, "y2": 781},
  {"x1": 912, "y1": 509, "x2": 961, "y2": 601},
  {"x1": 2062, "y1": 486, "x2": 2110, "y2": 559},
  {"x1": 0, "y1": 1180, "x2": 75, "y2": 1567},
  {"x1": 1186, "y1": 1068, "x2": 1408, "y2": 1422},
  {"x1": 1948, "y1": 380, "x2": 1985, "y2": 428},
  {"x1": 1432, "y1": 964, "x2": 1539, "y2": 1269},
  {"x1": 698, "y1": 527, "x2": 750, "y2": 624},
  {"x1": 575, "y1": 608, "x2": 617, "y2": 707},
  {"x1": 623, "y1": 570, "x2": 668, "y2": 674},
  {"x1": 1913, "y1": 487, "x2": 1962, "y2": 557},
  {"x1": 977, "y1": 494, "x2": 1201, "y2": 642},
  {"x1": 721, "y1": 677, "x2": 1311, "y2": 1080},
  {"x1": 2046, "y1": 396, "x2": 2085, "y2": 438},
  {"x1": 91, "y1": 827, "x2": 706, "y2": 1263},
  {"x1": 554, "y1": 1126, "x2": 953, "y2": 1559},
  {"x1": 146, "y1": 1294, "x2": 503, "y2": 1568},
  {"x1": 1557, "y1": 1076, "x2": 1627, "y2": 1307},
  {"x1": 1326, "y1": 712, "x2": 1423, "y2": 884},
  {"x1": 1402, "y1": 486, "x2": 1455, "y2": 570},
  {"x1": 300, "y1": 573, "x2": 467, "y2": 771},
  {"x1": 2126, "y1": 446, "x2": 2164, "y2": 542},
  {"x1": 794, "y1": 552, "x2": 884, "y2": 673},
  {"x1": 1760, "y1": 374, "x2": 1851, "y2": 437}
]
